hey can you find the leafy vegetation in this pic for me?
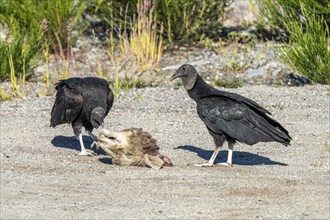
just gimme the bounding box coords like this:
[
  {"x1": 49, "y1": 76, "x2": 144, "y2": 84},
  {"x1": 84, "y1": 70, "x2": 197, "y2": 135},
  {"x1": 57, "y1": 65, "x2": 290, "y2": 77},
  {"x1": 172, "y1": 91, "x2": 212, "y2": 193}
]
[
  {"x1": 257, "y1": 0, "x2": 330, "y2": 30},
  {"x1": 0, "y1": 16, "x2": 43, "y2": 82},
  {"x1": 107, "y1": 0, "x2": 163, "y2": 74},
  {"x1": 257, "y1": 0, "x2": 330, "y2": 84},
  {"x1": 0, "y1": 88, "x2": 12, "y2": 101},
  {"x1": 1, "y1": 0, "x2": 85, "y2": 54},
  {"x1": 0, "y1": 0, "x2": 232, "y2": 97},
  {"x1": 281, "y1": 13, "x2": 330, "y2": 84},
  {"x1": 88, "y1": 0, "x2": 232, "y2": 44},
  {"x1": 324, "y1": 141, "x2": 330, "y2": 153},
  {"x1": 212, "y1": 78, "x2": 242, "y2": 88},
  {"x1": 156, "y1": 0, "x2": 232, "y2": 43},
  {"x1": 0, "y1": 0, "x2": 85, "y2": 91},
  {"x1": 1, "y1": 0, "x2": 330, "y2": 101}
]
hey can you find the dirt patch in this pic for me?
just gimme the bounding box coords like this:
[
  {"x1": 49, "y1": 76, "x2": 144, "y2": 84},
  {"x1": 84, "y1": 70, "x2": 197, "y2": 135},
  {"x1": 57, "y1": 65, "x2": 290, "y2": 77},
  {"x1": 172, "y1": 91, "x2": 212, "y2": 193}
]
[{"x1": 0, "y1": 85, "x2": 329, "y2": 219}]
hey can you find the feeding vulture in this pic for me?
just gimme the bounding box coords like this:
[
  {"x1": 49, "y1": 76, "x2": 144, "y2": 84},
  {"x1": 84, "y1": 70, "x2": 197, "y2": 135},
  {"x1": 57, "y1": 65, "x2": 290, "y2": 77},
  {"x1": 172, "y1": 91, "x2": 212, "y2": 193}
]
[
  {"x1": 94, "y1": 128, "x2": 173, "y2": 169},
  {"x1": 170, "y1": 64, "x2": 291, "y2": 167},
  {"x1": 50, "y1": 77, "x2": 114, "y2": 156}
]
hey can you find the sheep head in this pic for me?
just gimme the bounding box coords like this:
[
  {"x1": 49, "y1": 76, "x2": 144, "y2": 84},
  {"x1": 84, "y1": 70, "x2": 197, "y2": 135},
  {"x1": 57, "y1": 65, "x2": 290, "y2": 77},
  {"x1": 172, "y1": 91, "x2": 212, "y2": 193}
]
[{"x1": 95, "y1": 128, "x2": 173, "y2": 169}]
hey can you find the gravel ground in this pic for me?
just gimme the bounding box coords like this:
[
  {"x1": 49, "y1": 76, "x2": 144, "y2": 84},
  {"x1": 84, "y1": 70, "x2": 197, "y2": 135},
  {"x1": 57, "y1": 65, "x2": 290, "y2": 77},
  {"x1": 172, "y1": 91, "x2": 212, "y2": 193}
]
[{"x1": 0, "y1": 85, "x2": 329, "y2": 219}]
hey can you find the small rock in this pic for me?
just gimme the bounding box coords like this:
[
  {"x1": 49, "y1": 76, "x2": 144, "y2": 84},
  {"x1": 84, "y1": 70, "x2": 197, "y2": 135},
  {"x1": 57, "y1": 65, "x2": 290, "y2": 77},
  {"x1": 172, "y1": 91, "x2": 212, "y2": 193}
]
[{"x1": 246, "y1": 68, "x2": 266, "y2": 78}]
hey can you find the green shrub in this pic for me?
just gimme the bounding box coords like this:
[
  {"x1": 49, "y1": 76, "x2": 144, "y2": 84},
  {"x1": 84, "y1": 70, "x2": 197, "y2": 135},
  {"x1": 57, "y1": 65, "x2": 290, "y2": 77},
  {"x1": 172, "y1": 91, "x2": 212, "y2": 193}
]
[
  {"x1": 212, "y1": 78, "x2": 242, "y2": 88},
  {"x1": 156, "y1": 0, "x2": 232, "y2": 43},
  {"x1": 257, "y1": 0, "x2": 330, "y2": 84},
  {"x1": 257, "y1": 0, "x2": 330, "y2": 30},
  {"x1": 40, "y1": 0, "x2": 85, "y2": 56},
  {"x1": 0, "y1": 18, "x2": 43, "y2": 82},
  {"x1": 281, "y1": 13, "x2": 330, "y2": 84},
  {"x1": 0, "y1": 0, "x2": 85, "y2": 82},
  {"x1": 0, "y1": 0, "x2": 83, "y2": 56},
  {"x1": 87, "y1": 0, "x2": 138, "y2": 25},
  {"x1": 87, "y1": 0, "x2": 232, "y2": 44}
]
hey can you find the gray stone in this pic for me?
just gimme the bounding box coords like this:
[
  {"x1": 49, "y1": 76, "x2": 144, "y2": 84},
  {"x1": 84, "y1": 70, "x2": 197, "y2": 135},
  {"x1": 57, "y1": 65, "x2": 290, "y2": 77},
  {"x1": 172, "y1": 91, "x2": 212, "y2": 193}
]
[{"x1": 246, "y1": 67, "x2": 266, "y2": 78}]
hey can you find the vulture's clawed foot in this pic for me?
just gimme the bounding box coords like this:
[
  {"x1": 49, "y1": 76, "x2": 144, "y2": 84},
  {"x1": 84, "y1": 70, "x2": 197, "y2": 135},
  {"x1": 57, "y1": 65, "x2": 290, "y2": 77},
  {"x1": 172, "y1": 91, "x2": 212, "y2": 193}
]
[
  {"x1": 78, "y1": 151, "x2": 96, "y2": 156},
  {"x1": 218, "y1": 162, "x2": 233, "y2": 167},
  {"x1": 193, "y1": 162, "x2": 215, "y2": 167}
]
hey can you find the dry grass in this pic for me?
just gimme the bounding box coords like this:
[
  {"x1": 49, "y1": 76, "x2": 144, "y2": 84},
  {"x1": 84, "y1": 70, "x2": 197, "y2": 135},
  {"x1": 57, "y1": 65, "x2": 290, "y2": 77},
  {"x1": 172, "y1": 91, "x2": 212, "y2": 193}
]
[
  {"x1": 108, "y1": 0, "x2": 163, "y2": 75},
  {"x1": 8, "y1": 48, "x2": 22, "y2": 97},
  {"x1": 128, "y1": 0, "x2": 163, "y2": 70}
]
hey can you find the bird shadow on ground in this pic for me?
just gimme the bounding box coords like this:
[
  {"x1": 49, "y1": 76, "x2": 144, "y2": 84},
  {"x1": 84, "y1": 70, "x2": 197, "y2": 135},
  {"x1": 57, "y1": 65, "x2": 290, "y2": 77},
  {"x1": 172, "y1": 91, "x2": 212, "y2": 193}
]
[
  {"x1": 98, "y1": 157, "x2": 113, "y2": 165},
  {"x1": 51, "y1": 135, "x2": 107, "y2": 155},
  {"x1": 175, "y1": 145, "x2": 288, "y2": 166}
]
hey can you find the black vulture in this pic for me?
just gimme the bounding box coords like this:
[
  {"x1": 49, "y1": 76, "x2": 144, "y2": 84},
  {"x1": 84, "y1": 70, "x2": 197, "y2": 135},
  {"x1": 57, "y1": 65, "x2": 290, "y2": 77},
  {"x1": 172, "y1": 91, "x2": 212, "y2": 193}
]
[
  {"x1": 50, "y1": 77, "x2": 114, "y2": 156},
  {"x1": 170, "y1": 64, "x2": 291, "y2": 166}
]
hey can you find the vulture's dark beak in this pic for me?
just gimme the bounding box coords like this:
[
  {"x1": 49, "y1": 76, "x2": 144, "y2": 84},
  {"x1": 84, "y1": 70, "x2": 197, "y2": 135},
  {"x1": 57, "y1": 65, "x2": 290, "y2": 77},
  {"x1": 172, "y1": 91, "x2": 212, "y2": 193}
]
[{"x1": 170, "y1": 70, "x2": 182, "y2": 81}]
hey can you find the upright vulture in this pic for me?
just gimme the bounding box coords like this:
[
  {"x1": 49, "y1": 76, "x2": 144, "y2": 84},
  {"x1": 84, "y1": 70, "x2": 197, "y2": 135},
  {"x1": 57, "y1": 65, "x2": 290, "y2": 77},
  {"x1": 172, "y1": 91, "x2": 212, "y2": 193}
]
[
  {"x1": 50, "y1": 77, "x2": 114, "y2": 156},
  {"x1": 171, "y1": 64, "x2": 291, "y2": 166}
]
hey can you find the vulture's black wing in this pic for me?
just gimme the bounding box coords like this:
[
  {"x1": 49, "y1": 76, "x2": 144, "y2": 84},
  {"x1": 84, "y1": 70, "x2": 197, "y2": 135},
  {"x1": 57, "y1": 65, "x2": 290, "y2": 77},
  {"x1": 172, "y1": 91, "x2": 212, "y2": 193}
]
[
  {"x1": 216, "y1": 90, "x2": 272, "y2": 115},
  {"x1": 105, "y1": 87, "x2": 114, "y2": 115},
  {"x1": 196, "y1": 95, "x2": 291, "y2": 146},
  {"x1": 50, "y1": 82, "x2": 83, "y2": 127}
]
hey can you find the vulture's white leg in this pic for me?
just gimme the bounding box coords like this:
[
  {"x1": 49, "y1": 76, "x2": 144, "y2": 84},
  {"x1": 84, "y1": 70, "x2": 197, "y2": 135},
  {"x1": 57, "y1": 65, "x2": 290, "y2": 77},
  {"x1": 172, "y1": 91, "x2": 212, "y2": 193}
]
[
  {"x1": 194, "y1": 134, "x2": 225, "y2": 167},
  {"x1": 194, "y1": 145, "x2": 222, "y2": 167},
  {"x1": 193, "y1": 133, "x2": 226, "y2": 167},
  {"x1": 220, "y1": 142, "x2": 234, "y2": 167},
  {"x1": 77, "y1": 133, "x2": 91, "y2": 156}
]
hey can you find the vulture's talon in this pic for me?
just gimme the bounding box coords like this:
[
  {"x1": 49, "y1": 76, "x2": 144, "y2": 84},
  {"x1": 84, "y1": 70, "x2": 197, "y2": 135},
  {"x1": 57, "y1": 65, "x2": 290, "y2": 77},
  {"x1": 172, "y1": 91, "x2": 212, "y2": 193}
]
[
  {"x1": 218, "y1": 162, "x2": 233, "y2": 167},
  {"x1": 78, "y1": 151, "x2": 95, "y2": 156},
  {"x1": 193, "y1": 163, "x2": 215, "y2": 167}
]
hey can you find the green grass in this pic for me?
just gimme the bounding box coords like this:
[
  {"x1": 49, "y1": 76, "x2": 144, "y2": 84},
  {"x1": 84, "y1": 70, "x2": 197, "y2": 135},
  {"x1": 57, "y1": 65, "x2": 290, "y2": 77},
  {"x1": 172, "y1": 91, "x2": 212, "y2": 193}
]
[
  {"x1": 0, "y1": 88, "x2": 12, "y2": 101},
  {"x1": 309, "y1": 162, "x2": 323, "y2": 168},
  {"x1": 257, "y1": 0, "x2": 330, "y2": 84},
  {"x1": 280, "y1": 13, "x2": 330, "y2": 84},
  {"x1": 0, "y1": 0, "x2": 85, "y2": 82},
  {"x1": 110, "y1": 74, "x2": 154, "y2": 100},
  {"x1": 157, "y1": 0, "x2": 232, "y2": 43},
  {"x1": 136, "y1": 93, "x2": 143, "y2": 101},
  {"x1": 126, "y1": 0, "x2": 163, "y2": 71},
  {"x1": 113, "y1": 69, "x2": 120, "y2": 100},
  {"x1": 211, "y1": 78, "x2": 242, "y2": 88},
  {"x1": 1, "y1": 0, "x2": 85, "y2": 56},
  {"x1": 222, "y1": 60, "x2": 249, "y2": 74},
  {"x1": 0, "y1": 0, "x2": 248, "y2": 100},
  {"x1": 257, "y1": 0, "x2": 330, "y2": 29},
  {"x1": 88, "y1": 0, "x2": 232, "y2": 44},
  {"x1": 324, "y1": 142, "x2": 330, "y2": 153},
  {"x1": 106, "y1": 0, "x2": 163, "y2": 76},
  {"x1": 0, "y1": 20, "x2": 42, "y2": 82}
]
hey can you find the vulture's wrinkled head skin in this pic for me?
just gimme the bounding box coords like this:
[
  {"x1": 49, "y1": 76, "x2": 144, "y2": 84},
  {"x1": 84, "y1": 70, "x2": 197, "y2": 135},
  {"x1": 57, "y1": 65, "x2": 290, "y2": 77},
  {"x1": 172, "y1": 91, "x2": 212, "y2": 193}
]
[
  {"x1": 170, "y1": 64, "x2": 198, "y2": 90},
  {"x1": 90, "y1": 107, "x2": 106, "y2": 128},
  {"x1": 95, "y1": 128, "x2": 173, "y2": 169}
]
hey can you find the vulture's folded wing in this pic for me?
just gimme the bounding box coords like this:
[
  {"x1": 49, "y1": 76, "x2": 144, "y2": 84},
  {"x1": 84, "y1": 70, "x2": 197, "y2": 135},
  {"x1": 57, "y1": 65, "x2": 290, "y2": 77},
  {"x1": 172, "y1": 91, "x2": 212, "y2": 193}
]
[
  {"x1": 106, "y1": 88, "x2": 114, "y2": 115},
  {"x1": 50, "y1": 85, "x2": 83, "y2": 127},
  {"x1": 197, "y1": 96, "x2": 291, "y2": 146}
]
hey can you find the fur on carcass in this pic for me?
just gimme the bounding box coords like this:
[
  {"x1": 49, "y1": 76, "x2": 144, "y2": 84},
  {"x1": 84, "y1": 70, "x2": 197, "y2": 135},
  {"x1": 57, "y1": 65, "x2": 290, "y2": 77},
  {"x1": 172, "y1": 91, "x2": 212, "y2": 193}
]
[{"x1": 94, "y1": 128, "x2": 173, "y2": 169}]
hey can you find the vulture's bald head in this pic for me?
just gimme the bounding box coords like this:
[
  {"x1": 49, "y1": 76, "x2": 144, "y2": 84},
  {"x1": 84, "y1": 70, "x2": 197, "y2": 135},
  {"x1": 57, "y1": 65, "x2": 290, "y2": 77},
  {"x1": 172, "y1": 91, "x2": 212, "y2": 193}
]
[{"x1": 170, "y1": 64, "x2": 198, "y2": 90}]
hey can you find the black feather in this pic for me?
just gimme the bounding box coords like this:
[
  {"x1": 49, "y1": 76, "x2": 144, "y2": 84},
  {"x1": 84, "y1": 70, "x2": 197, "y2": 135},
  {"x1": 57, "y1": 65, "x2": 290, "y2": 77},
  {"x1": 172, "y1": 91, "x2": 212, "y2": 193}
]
[
  {"x1": 192, "y1": 75, "x2": 291, "y2": 146},
  {"x1": 172, "y1": 64, "x2": 292, "y2": 147},
  {"x1": 50, "y1": 77, "x2": 114, "y2": 136}
]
